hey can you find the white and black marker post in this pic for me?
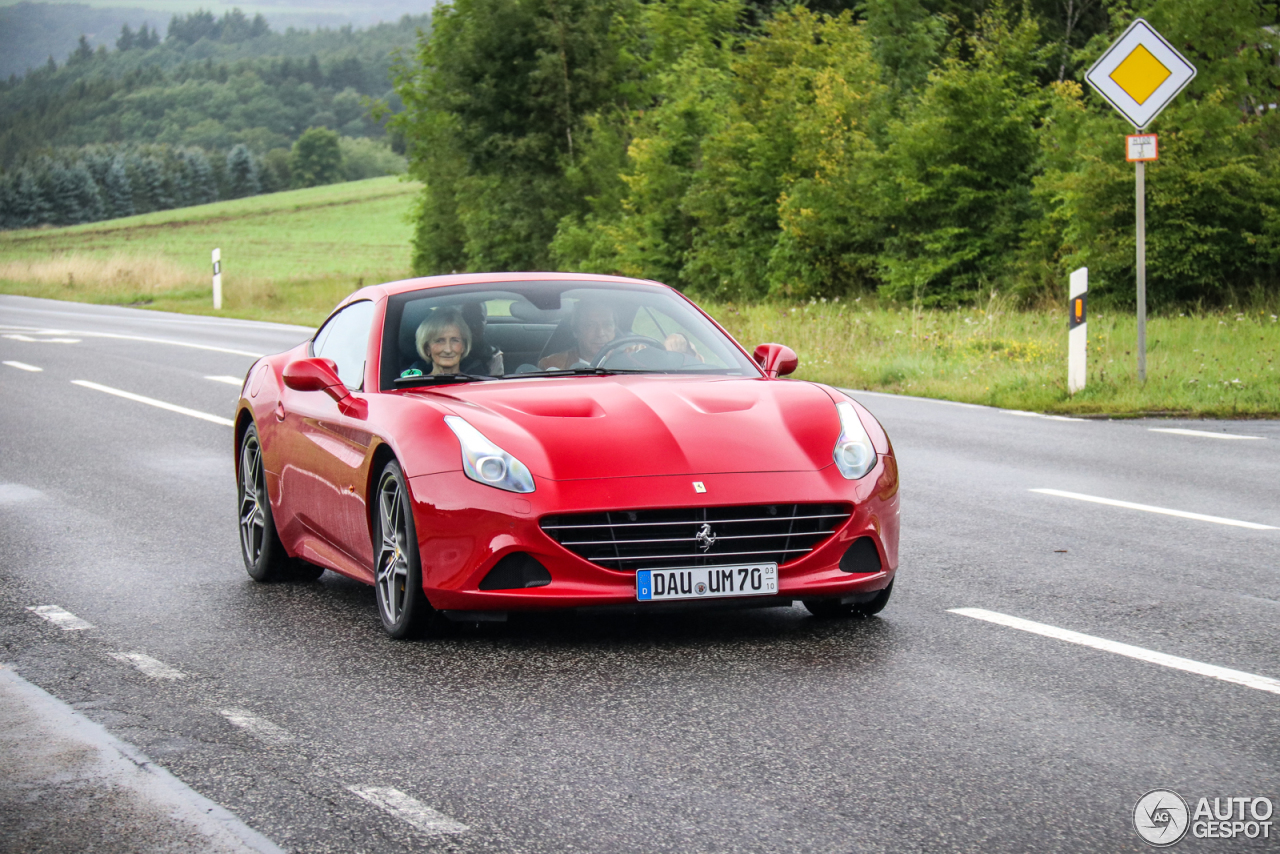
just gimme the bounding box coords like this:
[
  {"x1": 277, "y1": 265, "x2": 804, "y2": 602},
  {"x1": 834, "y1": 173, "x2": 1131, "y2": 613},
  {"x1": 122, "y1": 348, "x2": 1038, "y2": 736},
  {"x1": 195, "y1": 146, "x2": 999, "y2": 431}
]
[
  {"x1": 1068, "y1": 267, "x2": 1087, "y2": 394},
  {"x1": 212, "y1": 247, "x2": 222, "y2": 310},
  {"x1": 1084, "y1": 19, "x2": 1196, "y2": 383}
]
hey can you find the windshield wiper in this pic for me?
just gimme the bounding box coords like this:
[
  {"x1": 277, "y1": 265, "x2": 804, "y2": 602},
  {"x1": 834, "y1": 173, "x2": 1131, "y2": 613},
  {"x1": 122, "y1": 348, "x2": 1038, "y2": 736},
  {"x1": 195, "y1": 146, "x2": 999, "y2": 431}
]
[
  {"x1": 394, "y1": 372, "x2": 490, "y2": 387},
  {"x1": 499, "y1": 367, "x2": 651, "y2": 379}
]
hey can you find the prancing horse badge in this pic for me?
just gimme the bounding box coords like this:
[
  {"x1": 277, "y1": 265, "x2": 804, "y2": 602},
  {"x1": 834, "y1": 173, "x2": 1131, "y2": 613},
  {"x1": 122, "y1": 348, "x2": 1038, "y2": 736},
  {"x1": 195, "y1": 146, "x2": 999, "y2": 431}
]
[{"x1": 692, "y1": 482, "x2": 706, "y2": 493}]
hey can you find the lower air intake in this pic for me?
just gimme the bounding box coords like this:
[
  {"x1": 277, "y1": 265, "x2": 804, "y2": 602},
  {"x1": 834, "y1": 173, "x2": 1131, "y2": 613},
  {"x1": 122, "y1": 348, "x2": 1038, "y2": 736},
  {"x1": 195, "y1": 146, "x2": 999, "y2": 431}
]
[{"x1": 541, "y1": 504, "x2": 850, "y2": 571}]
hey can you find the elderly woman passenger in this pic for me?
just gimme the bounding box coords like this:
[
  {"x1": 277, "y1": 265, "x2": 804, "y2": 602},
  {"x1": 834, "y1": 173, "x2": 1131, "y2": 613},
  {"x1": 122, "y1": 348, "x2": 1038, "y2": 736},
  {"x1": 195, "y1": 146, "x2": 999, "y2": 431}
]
[{"x1": 403, "y1": 307, "x2": 472, "y2": 377}]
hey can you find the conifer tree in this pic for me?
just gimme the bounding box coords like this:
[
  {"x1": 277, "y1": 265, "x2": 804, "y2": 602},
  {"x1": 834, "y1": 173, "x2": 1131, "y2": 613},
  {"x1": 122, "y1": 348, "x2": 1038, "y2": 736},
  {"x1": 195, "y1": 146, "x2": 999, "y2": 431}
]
[
  {"x1": 186, "y1": 148, "x2": 218, "y2": 203},
  {"x1": 225, "y1": 144, "x2": 260, "y2": 198},
  {"x1": 117, "y1": 24, "x2": 136, "y2": 51},
  {"x1": 103, "y1": 156, "x2": 134, "y2": 218}
]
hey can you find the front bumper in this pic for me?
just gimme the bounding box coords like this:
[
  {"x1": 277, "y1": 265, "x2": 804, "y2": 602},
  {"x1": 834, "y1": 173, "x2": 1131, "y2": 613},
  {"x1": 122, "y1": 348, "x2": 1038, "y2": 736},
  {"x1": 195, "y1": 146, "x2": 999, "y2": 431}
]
[{"x1": 407, "y1": 455, "x2": 899, "y2": 613}]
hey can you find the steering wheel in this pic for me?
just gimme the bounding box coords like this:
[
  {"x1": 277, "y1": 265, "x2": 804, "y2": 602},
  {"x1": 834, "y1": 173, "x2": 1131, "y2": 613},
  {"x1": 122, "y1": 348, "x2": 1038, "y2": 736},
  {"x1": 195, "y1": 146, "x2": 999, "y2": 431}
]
[{"x1": 590, "y1": 335, "x2": 665, "y2": 368}]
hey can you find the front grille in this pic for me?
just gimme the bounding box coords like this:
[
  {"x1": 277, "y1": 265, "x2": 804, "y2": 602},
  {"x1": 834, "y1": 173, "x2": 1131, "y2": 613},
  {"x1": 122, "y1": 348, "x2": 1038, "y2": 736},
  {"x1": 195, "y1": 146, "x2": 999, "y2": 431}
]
[{"x1": 540, "y1": 504, "x2": 850, "y2": 571}]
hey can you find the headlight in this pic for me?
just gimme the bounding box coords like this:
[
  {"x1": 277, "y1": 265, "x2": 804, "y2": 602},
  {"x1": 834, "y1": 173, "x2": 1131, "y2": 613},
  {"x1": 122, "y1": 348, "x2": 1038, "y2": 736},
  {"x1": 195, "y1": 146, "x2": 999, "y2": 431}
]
[
  {"x1": 833, "y1": 401, "x2": 877, "y2": 480},
  {"x1": 444, "y1": 415, "x2": 535, "y2": 493}
]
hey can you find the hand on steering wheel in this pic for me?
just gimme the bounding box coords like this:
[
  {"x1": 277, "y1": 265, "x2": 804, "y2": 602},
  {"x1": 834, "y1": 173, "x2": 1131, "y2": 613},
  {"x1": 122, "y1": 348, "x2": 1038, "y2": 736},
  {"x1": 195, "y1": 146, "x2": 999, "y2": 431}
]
[{"x1": 590, "y1": 335, "x2": 665, "y2": 368}]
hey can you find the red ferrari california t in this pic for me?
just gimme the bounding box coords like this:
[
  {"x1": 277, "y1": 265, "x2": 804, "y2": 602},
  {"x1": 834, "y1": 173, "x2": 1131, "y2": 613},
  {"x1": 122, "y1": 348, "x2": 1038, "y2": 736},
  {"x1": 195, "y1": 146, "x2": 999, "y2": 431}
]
[{"x1": 234, "y1": 273, "x2": 899, "y2": 637}]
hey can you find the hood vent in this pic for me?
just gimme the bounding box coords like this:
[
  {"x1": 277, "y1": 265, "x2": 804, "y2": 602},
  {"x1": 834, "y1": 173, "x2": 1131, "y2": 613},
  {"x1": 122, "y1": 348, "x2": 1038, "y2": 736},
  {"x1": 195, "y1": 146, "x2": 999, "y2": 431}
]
[{"x1": 541, "y1": 504, "x2": 850, "y2": 571}]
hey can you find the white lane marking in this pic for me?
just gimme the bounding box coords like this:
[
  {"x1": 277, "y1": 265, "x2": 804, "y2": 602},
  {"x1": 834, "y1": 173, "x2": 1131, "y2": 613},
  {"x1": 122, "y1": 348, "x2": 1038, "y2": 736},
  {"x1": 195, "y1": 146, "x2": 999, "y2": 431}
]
[
  {"x1": 108, "y1": 652, "x2": 186, "y2": 680},
  {"x1": 2, "y1": 333, "x2": 79, "y2": 343},
  {"x1": 72, "y1": 380, "x2": 235, "y2": 427},
  {"x1": 1150, "y1": 427, "x2": 1263, "y2": 441},
  {"x1": 3, "y1": 360, "x2": 42, "y2": 372},
  {"x1": 1030, "y1": 488, "x2": 1276, "y2": 530},
  {"x1": 26, "y1": 329, "x2": 263, "y2": 357},
  {"x1": 26, "y1": 605, "x2": 94, "y2": 630},
  {"x1": 0, "y1": 667, "x2": 287, "y2": 854},
  {"x1": 346, "y1": 786, "x2": 469, "y2": 835},
  {"x1": 206, "y1": 375, "x2": 245, "y2": 386},
  {"x1": 0, "y1": 483, "x2": 44, "y2": 504},
  {"x1": 219, "y1": 709, "x2": 294, "y2": 746},
  {"x1": 1002, "y1": 409, "x2": 1087, "y2": 422},
  {"x1": 950, "y1": 608, "x2": 1280, "y2": 696},
  {"x1": 841, "y1": 388, "x2": 988, "y2": 410}
]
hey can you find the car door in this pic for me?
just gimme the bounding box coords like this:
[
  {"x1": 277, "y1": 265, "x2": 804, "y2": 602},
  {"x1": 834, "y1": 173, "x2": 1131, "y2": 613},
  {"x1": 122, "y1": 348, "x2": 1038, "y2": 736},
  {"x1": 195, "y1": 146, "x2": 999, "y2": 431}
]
[{"x1": 278, "y1": 300, "x2": 379, "y2": 569}]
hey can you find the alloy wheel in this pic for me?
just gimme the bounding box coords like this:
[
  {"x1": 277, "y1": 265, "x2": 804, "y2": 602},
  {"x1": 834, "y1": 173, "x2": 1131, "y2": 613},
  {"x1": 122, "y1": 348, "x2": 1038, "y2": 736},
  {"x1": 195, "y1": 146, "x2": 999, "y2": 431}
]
[
  {"x1": 375, "y1": 472, "x2": 410, "y2": 625},
  {"x1": 238, "y1": 434, "x2": 266, "y2": 566}
]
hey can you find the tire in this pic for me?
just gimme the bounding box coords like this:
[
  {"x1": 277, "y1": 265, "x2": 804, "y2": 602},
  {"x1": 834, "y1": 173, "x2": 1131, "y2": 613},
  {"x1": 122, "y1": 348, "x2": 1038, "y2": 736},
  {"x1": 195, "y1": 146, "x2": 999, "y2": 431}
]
[
  {"x1": 237, "y1": 423, "x2": 293, "y2": 582},
  {"x1": 803, "y1": 581, "x2": 893, "y2": 619},
  {"x1": 371, "y1": 459, "x2": 434, "y2": 639}
]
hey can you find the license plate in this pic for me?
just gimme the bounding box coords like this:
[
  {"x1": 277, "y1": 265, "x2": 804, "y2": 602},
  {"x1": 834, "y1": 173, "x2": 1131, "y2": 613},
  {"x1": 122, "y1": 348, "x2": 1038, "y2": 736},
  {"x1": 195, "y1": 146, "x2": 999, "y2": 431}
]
[{"x1": 636, "y1": 564, "x2": 778, "y2": 602}]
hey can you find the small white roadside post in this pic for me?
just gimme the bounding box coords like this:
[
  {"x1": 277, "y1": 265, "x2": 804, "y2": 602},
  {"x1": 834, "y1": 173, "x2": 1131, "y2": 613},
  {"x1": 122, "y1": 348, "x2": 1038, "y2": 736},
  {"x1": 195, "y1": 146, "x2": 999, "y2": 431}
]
[
  {"x1": 1068, "y1": 267, "x2": 1087, "y2": 394},
  {"x1": 1085, "y1": 19, "x2": 1196, "y2": 383},
  {"x1": 212, "y1": 248, "x2": 222, "y2": 310}
]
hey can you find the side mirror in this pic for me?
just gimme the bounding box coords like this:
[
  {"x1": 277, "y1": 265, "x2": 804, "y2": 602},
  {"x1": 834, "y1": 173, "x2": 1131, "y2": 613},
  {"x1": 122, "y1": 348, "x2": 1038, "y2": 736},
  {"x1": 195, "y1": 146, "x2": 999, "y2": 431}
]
[
  {"x1": 283, "y1": 358, "x2": 348, "y2": 401},
  {"x1": 753, "y1": 343, "x2": 799, "y2": 378}
]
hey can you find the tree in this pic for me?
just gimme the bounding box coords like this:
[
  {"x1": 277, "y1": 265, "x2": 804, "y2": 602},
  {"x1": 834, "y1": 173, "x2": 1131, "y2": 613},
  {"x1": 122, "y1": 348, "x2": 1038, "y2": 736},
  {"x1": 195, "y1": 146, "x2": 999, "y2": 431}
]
[
  {"x1": 5, "y1": 168, "x2": 50, "y2": 227},
  {"x1": 186, "y1": 148, "x2": 218, "y2": 203},
  {"x1": 225, "y1": 144, "x2": 260, "y2": 198},
  {"x1": 289, "y1": 127, "x2": 342, "y2": 187},
  {"x1": 69, "y1": 35, "x2": 94, "y2": 65},
  {"x1": 103, "y1": 155, "x2": 134, "y2": 218},
  {"x1": 392, "y1": 0, "x2": 644, "y2": 274},
  {"x1": 117, "y1": 24, "x2": 136, "y2": 52},
  {"x1": 44, "y1": 161, "x2": 104, "y2": 224}
]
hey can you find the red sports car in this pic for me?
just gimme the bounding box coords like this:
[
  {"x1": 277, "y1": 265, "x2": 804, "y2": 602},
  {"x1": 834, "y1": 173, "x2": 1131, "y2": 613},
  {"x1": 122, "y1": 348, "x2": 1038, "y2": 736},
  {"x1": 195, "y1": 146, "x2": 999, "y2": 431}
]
[{"x1": 234, "y1": 273, "x2": 899, "y2": 638}]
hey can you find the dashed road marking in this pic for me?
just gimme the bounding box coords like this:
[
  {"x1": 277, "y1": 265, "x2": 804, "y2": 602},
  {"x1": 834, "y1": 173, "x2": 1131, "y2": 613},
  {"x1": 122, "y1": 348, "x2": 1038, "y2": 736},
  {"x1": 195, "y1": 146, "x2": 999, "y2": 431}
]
[
  {"x1": 108, "y1": 652, "x2": 186, "y2": 680},
  {"x1": 1149, "y1": 427, "x2": 1263, "y2": 441},
  {"x1": 1030, "y1": 488, "x2": 1275, "y2": 530},
  {"x1": 26, "y1": 605, "x2": 93, "y2": 630},
  {"x1": 3, "y1": 333, "x2": 79, "y2": 343},
  {"x1": 219, "y1": 709, "x2": 294, "y2": 745},
  {"x1": 4, "y1": 328, "x2": 264, "y2": 357},
  {"x1": 3, "y1": 360, "x2": 42, "y2": 372},
  {"x1": 72, "y1": 380, "x2": 234, "y2": 427},
  {"x1": 346, "y1": 786, "x2": 469, "y2": 835},
  {"x1": 950, "y1": 608, "x2": 1280, "y2": 696},
  {"x1": 206, "y1": 375, "x2": 244, "y2": 386}
]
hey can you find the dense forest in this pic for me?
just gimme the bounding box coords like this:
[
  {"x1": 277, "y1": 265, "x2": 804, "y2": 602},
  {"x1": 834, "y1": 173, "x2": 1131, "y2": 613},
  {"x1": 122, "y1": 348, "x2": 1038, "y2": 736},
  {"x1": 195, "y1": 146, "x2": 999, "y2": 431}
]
[
  {"x1": 0, "y1": 9, "x2": 425, "y2": 230},
  {"x1": 392, "y1": 0, "x2": 1280, "y2": 308}
]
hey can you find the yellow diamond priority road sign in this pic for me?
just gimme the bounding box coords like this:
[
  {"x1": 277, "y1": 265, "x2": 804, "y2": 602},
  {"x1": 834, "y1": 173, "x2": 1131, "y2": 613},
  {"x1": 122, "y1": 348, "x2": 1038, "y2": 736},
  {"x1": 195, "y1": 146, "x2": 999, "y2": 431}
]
[{"x1": 1085, "y1": 19, "x2": 1196, "y2": 129}]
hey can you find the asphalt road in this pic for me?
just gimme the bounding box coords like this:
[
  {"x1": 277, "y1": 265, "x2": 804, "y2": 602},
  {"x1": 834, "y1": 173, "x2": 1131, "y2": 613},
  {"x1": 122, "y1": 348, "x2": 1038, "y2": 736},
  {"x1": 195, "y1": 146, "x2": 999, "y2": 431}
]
[{"x1": 1, "y1": 293, "x2": 1277, "y2": 853}]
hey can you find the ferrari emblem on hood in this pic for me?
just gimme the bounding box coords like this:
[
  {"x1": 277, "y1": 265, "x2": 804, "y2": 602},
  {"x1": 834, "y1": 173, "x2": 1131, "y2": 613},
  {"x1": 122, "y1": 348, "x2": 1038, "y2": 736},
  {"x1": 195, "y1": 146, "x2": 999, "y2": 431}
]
[{"x1": 695, "y1": 523, "x2": 717, "y2": 552}]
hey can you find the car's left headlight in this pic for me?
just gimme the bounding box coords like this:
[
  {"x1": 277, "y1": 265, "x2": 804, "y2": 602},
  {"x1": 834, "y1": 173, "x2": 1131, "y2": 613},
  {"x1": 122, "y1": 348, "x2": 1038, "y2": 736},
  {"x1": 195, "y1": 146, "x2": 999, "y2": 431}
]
[
  {"x1": 444, "y1": 415, "x2": 536, "y2": 493},
  {"x1": 833, "y1": 401, "x2": 877, "y2": 480}
]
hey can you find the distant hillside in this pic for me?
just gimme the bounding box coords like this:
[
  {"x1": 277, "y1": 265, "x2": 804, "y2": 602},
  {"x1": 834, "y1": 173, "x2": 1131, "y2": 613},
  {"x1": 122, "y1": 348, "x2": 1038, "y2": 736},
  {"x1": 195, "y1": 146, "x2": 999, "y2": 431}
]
[
  {"x1": 0, "y1": 1, "x2": 423, "y2": 80},
  {"x1": 0, "y1": 9, "x2": 429, "y2": 166}
]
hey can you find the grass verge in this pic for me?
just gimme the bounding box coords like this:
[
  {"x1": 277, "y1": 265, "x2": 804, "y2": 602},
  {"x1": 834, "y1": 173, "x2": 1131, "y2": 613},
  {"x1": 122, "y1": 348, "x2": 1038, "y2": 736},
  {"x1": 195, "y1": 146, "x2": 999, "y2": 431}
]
[
  {"x1": 0, "y1": 176, "x2": 420, "y2": 326},
  {"x1": 708, "y1": 294, "x2": 1280, "y2": 417}
]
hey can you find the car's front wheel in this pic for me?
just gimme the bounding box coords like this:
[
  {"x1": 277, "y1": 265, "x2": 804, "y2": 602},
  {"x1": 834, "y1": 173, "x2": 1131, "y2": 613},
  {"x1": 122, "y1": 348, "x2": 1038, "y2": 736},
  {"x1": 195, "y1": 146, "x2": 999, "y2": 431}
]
[
  {"x1": 803, "y1": 581, "x2": 893, "y2": 619},
  {"x1": 372, "y1": 459, "x2": 434, "y2": 639}
]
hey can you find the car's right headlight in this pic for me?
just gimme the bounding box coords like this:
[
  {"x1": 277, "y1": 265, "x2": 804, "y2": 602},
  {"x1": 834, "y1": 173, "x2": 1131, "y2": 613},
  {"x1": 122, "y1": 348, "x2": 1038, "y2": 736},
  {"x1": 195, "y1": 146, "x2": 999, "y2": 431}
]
[
  {"x1": 444, "y1": 415, "x2": 535, "y2": 493},
  {"x1": 833, "y1": 401, "x2": 877, "y2": 480}
]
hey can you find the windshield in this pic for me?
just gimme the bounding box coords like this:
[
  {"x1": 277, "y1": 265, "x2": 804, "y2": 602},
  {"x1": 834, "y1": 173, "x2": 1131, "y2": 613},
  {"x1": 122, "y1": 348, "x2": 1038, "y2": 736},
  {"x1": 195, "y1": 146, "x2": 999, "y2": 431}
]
[{"x1": 379, "y1": 280, "x2": 760, "y2": 389}]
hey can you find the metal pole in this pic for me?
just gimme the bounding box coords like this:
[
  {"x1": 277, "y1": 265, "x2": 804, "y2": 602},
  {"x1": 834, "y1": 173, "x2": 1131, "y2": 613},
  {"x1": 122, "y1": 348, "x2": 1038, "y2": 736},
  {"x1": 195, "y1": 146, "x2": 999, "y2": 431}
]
[{"x1": 1135, "y1": 160, "x2": 1146, "y2": 382}]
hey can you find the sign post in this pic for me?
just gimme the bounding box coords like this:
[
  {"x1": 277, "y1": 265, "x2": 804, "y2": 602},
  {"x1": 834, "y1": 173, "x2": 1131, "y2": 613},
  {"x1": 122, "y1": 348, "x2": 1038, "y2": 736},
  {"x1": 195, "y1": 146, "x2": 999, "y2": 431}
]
[
  {"x1": 1085, "y1": 19, "x2": 1195, "y2": 382},
  {"x1": 212, "y1": 248, "x2": 222, "y2": 310},
  {"x1": 1068, "y1": 267, "x2": 1087, "y2": 394}
]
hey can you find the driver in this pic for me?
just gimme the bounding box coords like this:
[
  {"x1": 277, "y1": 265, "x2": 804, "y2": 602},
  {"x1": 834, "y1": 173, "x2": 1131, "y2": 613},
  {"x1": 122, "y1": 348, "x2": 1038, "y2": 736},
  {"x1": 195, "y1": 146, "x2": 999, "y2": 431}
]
[{"x1": 538, "y1": 300, "x2": 617, "y2": 370}]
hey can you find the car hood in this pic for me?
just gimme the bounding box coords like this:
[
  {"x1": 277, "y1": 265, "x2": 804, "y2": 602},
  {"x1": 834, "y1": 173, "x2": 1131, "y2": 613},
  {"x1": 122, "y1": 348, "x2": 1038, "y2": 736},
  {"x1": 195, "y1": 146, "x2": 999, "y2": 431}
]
[{"x1": 416, "y1": 375, "x2": 840, "y2": 480}]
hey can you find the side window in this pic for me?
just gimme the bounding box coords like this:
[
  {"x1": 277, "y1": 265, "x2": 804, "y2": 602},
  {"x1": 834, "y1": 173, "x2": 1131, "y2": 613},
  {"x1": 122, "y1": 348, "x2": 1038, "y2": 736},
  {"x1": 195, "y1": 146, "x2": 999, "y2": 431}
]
[{"x1": 313, "y1": 301, "x2": 375, "y2": 391}]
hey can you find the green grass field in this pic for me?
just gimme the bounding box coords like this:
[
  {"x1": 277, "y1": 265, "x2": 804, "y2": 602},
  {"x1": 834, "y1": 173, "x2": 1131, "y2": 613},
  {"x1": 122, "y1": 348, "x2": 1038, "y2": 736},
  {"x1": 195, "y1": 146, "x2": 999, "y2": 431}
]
[
  {"x1": 2, "y1": 178, "x2": 1276, "y2": 416},
  {"x1": 0, "y1": 177, "x2": 420, "y2": 326}
]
